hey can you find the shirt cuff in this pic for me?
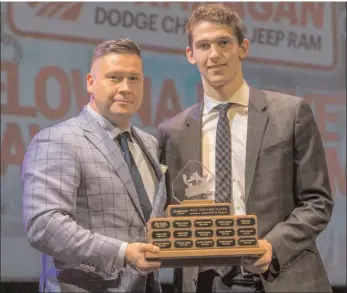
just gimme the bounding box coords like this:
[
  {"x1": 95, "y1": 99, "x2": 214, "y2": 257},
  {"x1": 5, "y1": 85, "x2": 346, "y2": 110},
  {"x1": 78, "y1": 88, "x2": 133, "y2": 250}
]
[
  {"x1": 112, "y1": 242, "x2": 129, "y2": 274},
  {"x1": 262, "y1": 249, "x2": 280, "y2": 281}
]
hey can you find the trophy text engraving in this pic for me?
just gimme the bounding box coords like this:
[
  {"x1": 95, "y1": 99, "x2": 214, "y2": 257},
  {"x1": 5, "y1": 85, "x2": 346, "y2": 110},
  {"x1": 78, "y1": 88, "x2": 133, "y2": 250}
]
[
  {"x1": 151, "y1": 221, "x2": 170, "y2": 229},
  {"x1": 170, "y1": 205, "x2": 230, "y2": 217},
  {"x1": 237, "y1": 218, "x2": 256, "y2": 226},
  {"x1": 216, "y1": 228, "x2": 235, "y2": 237},
  {"x1": 173, "y1": 220, "x2": 192, "y2": 228},
  {"x1": 173, "y1": 230, "x2": 192, "y2": 238},
  {"x1": 238, "y1": 238, "x2": 257, "y2": 246},
  {"x1": 216, "y1": 219, "x2": 234, "y2": 227},
  {"x1": 152, "y1": 231, "x2": 170, "y2": 239},
  {"x1": 196, "y1": 239, "x2": 214, "y2": 248},
  {"x1": 237, "y1": 228, "x2": 256, "y2": 236},
  {"x1": 194, "y1": 219, "x2": 213, "y2": 227},
  {"x1": 195, "y1": 229, "x2": 214, "y2": 238},
  {"x1": 217, "y1": 239, "x2": 236, "y2": 247},
  {"x1": 174, "y1": 240, "x2": 193, "y2": 248},
  {"x1": 153, "y1": 241, "x2": 171, "y2": 249}
]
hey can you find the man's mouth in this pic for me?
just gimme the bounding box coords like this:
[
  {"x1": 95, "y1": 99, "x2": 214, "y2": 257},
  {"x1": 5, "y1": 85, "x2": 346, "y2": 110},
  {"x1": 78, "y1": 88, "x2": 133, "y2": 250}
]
[
  {"x1": 208, "y1": 64, "x2": 227, "y2": 69},
  {"x1": 114, "y1": 99, "x2": 133, "y2": 104}
]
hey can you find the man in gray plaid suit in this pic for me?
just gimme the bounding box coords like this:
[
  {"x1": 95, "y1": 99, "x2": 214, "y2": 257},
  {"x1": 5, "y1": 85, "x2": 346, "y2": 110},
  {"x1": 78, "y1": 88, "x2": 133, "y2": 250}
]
[
  {"x1": 22, "y1": 38, "x2": 166, "y2": 292},
  {"x1": 158, "y1": 4, "x2": 333, "y2": 293}
]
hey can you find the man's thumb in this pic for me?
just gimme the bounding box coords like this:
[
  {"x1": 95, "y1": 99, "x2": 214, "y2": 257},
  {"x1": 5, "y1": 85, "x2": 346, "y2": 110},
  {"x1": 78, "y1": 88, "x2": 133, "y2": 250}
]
[{"x1": 142, "y1": 243, "x2": 160, "y2": 252}]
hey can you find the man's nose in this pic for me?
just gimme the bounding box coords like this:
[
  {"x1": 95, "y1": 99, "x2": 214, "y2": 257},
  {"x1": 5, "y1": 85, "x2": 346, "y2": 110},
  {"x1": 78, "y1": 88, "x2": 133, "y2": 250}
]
[
  {"x1": 210, "y1": 44, "x2": 222, "y2": 59},
  {"x1": 118, "y1": 79, "x2": 131, "y2": 92}
]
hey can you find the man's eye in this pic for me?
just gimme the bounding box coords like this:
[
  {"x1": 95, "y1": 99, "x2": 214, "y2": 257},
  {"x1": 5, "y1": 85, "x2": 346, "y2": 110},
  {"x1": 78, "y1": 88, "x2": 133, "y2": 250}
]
[
  {"x1": 219, "y1": 40, "x2": 230, "y2": 47},
  {"x1": 110, "y1": 76, "x2": 122, "y2": 81},
  {"x1": 198, "y1": 43, "x2": 210, "y2": 50},
  {"x1": 129, "y1": 76, "x2": 139, "y2": 81}
]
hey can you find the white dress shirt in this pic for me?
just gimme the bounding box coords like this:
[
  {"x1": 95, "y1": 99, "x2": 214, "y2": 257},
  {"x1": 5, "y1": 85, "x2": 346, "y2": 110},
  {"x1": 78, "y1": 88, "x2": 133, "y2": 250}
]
[{"x1": 202, "y1": 81, "x2": 249, "y2": 215}]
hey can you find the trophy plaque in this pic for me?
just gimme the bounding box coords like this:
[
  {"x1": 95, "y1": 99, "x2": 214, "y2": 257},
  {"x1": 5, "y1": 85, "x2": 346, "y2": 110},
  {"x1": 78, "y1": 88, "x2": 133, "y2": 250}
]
[{"x1": 145, "y1": 161, "x2": 266, "y2": 267}]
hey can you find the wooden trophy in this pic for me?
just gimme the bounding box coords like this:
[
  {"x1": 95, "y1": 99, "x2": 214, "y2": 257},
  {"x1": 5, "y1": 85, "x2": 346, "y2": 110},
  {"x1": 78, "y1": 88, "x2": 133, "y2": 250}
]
[{"x1": 145, "y1": 161, "x2": 266, "y2": 267}]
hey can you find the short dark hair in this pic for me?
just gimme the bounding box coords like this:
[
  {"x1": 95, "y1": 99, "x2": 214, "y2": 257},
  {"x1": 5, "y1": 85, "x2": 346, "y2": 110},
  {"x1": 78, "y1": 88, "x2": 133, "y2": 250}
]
[
  {"x1": 91, "y1": 38, "x2": 142, "y2": 65},
  {"x1": 186, "y1": 4, "x2": 246, "y2": 47}
]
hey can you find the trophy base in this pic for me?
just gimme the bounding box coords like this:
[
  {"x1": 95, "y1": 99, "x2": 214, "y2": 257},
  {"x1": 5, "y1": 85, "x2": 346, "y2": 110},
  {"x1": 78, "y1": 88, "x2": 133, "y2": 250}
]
[{"x1": 145, "y1": 247, "x2": 266, "y2": 268}]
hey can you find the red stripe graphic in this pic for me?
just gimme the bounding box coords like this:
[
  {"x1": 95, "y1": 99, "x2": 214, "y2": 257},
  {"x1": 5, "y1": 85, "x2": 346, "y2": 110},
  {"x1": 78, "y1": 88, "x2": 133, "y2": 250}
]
[
  {"x1": 28, "y1": 2, "x2": 83, "y2": 21},
  {"x1": 47, "y1": 3, "x2": 68, "y2": 18}
]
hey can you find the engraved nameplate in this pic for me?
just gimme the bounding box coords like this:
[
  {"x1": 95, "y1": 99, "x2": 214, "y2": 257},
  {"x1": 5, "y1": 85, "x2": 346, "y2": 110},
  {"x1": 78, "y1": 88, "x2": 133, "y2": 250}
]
[
  {"x1": 152, "y1": 231, "x2": 170, "y2": 239},
  {"x1": 237, "y1": 228, "x2": 256, "y2": 236},
  {"x1": 194, "y1": 219, "x2": 213, "y2": 227},
  {"x1": 196, "y1": 239, "x2": 214, "y2": 248},
  {"x1": 216, "y1": 219, "x2": 234, "y2": 227},
  {"x1": 173, "y1": 220, "x2": 192, "y2": 228},
  {"x1": 170, "y1": 205, "x2": 230, "y2": 217},
  {"x1": 238, "y1": 238, "x2": 257, "y2": 246},
  {"x1": 173, "y1": 230, "x2": 192, "y2": 238},
  {"x1": 216, "y1": 228, "x2": 234, "y2": 237},
  {"x1": 217, "y1": 239, "x2": 236, "y2": 247},
  {"x1": 237, "y1": 218, "x2": 256, "y2": 226},
  {"x1": 195, "y1": 229, "x2": 214, "y2": 238},
  {"x1": 153, "y1": 241, "x2": 171, "y2": 249},
  {"x1": 174, "y1": 240, "x2": 193, "y2": 248},
  {"x1": 151, "y1": 221, "x2": 170, "y2": 229}
]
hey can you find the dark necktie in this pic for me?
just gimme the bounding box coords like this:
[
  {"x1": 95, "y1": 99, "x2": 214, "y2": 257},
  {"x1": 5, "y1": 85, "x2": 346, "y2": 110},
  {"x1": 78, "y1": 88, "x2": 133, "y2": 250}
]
[
  {"x1": 215, "y1": 103, "x2": 233, "y2": 204},
  {"x1": 118, "y1": 132, "x2": 152, "y2": 222}
]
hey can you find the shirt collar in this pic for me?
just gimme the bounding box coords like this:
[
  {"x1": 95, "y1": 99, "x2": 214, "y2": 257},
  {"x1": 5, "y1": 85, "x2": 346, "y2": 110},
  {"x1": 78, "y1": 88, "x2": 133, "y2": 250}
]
[
  {"x1": 203, "y1": 80, "x2": 249, "y2": 115},
  {"x1": 86, "y1": 104, "x2": 132, "y2": 140}
]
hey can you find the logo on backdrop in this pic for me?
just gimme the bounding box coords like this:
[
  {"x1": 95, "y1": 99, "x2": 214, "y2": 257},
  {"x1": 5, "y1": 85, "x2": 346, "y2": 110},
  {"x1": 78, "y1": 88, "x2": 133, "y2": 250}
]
[{"x1": 27, "y1": 2, "x2": 84, "y2": 21}]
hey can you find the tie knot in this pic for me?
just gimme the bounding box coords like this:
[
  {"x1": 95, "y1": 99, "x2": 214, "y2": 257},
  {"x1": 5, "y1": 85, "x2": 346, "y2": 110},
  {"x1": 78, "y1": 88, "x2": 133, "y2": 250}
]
[
  {"x1": 215, "y1": 103, "x2": 232, "y2": 116},
  {"x1": 117, "y1": 131, "x2": 132, "y2": 150},
  {"x1": 118, "y1": 131, "x2": 131, "y2": 141}
]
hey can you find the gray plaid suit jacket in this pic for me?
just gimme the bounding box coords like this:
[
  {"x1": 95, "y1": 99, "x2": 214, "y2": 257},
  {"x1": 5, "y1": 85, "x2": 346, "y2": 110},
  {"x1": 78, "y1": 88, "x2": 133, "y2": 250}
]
[
  {"x1": 22, "y1": 106, "x2": 167, "y2": 292},
  {"x1": 158, "y1": 88, "x2": 334, "y2": 292}
]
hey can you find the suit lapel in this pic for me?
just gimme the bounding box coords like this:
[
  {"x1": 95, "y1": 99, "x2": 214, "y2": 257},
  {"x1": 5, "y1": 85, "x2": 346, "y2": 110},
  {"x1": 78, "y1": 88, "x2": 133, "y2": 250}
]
[
  {"x1": 77, "y1": 107, "x2": 146, "y2": 224},
  {"x1": 245, "y1": 88, "x2": 269, "y2": 205},
  {"x1": 131, "y1": 127, "x2": 166, "y2": 210},
  {"x1": 184, "y1": 103, "x2": 203, "y2": 169},
  {"x1": 131, "y1": 127, "x2": 163, "y2": 182},
  {"x1": 131, "y1": 127, "x2": 167, "y2": 219},
  {"x1": 179, "y1": 103, "x2": 206, "y2": 199}
]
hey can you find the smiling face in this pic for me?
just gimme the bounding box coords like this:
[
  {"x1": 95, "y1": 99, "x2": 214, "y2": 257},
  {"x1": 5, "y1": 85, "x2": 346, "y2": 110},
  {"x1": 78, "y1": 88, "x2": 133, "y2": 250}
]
[
  {"x1": 87, "y1": 53, "x2": 143, "y2": 129},
  {"x1": 186, "y1": 21, "x2": 249, "y2": 97}
]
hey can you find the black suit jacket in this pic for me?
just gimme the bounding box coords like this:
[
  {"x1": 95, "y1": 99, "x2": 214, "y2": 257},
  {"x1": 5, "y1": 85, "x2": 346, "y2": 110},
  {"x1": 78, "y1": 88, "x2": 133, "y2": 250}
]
[{"x1": 158, "y1": 88, "x2": 333, "y2": 292}]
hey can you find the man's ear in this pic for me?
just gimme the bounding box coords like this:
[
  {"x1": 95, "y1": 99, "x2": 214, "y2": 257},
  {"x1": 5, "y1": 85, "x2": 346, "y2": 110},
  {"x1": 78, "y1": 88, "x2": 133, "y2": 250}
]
[
  {"x1": 186, "y1": 46, "x2": 197, "y2": 64},
  {"x1": 86, "y1": 73, "x2": 94, "y2": 94},
  {"x1": 239, "y1": 39, "x2": 249, "y2": 61}
]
